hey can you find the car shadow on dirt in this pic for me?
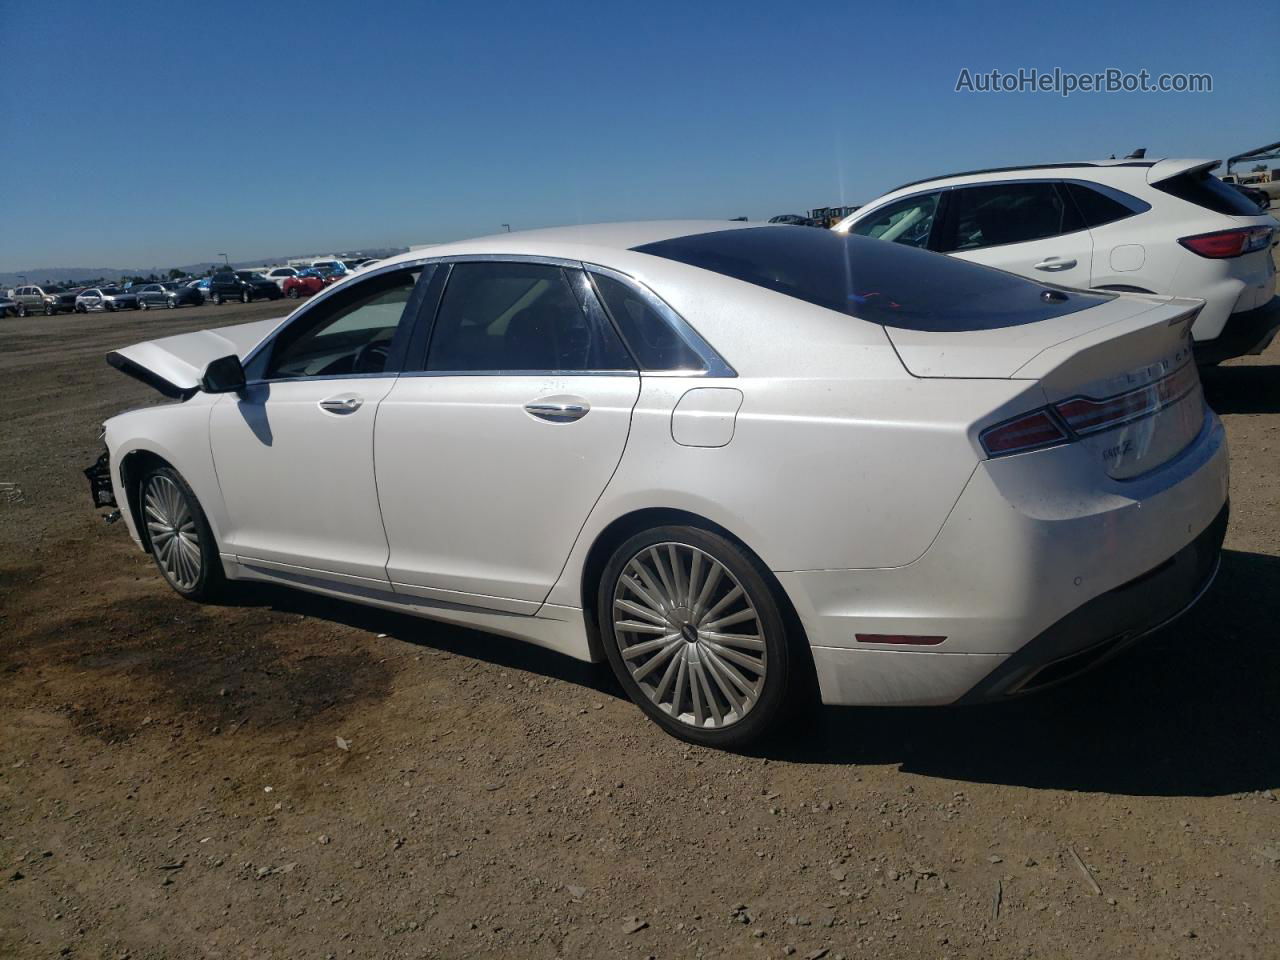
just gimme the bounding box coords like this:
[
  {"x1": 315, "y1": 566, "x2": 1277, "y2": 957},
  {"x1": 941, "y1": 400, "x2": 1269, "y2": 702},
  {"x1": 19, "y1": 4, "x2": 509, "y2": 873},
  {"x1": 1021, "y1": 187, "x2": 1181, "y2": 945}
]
[
  {"x1": 221, "y1": 549, "x2": 1279, "y2": 798},
  {"x1": 759, "y1": 548, "x2": 1280, "y2": 797},
  {"x1": 220, "y1": 582, "x2": 620, "y2": 697},
  {"x1": 1201, "y1": 364, "x2": 1280, "y2": 414}
]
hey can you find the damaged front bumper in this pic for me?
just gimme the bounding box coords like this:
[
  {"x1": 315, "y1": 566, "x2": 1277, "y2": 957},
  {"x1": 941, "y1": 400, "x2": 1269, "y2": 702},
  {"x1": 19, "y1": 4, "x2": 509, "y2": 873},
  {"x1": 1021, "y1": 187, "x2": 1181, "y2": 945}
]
[{"x1": 84, "y1": 450, "x2": 117, "y2": 509}]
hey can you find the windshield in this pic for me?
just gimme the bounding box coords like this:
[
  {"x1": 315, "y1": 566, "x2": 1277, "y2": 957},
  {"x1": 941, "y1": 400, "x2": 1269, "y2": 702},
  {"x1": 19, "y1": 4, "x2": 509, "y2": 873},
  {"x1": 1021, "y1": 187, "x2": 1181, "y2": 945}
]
[{"x1": 633, "y1": 226, "x2": 1111, "y2": 332}]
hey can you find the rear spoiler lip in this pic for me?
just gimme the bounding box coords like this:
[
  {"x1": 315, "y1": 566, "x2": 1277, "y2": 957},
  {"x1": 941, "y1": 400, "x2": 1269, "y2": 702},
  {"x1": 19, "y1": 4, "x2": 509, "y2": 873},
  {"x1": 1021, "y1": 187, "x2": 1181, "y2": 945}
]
[
  {"x1": 106, "y1": 350, "x2": 199, "y2": 401},
  {"x1": 1146, "y1": 158, "x2": 1219, "y2": 185}
]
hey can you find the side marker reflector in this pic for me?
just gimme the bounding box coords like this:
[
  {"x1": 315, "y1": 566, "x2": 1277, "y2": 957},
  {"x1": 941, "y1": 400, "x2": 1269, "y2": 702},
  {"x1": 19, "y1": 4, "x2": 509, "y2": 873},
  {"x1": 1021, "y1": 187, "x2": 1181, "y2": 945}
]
[{"x1": 856, "y1": 634, "x2": 947, "y2": 646}]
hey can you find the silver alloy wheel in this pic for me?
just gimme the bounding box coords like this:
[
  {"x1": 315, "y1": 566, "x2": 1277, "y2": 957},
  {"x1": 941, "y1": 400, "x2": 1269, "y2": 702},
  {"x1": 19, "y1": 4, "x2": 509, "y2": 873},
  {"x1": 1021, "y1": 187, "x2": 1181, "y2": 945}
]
[
  {"x1": 612, "y1": 542, "x2": 766, "y2": 729},
  {"x1": 143, "y1": 475, "x2": 202, "y2": 590}
]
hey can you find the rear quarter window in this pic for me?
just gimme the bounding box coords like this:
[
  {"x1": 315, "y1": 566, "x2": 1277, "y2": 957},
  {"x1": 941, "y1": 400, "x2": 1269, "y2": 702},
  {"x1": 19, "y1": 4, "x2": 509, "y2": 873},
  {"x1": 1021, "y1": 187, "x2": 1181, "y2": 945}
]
[{"x1": 633, "y1": 226, "x2": 1111, "y2": 332}]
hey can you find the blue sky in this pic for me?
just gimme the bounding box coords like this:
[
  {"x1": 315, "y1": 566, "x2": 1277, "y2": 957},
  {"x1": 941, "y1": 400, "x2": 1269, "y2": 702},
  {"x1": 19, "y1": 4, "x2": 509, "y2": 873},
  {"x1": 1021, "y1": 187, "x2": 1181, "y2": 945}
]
[{"x1": 2, "y1": 0, "x2": 1277, "y2": 270}]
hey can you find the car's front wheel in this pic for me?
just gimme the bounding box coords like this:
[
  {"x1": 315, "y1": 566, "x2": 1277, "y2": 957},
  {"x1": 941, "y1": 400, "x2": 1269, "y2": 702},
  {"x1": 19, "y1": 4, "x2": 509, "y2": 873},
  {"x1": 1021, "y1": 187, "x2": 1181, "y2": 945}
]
[
  {"x1": 212, "y1": 292, "x2": 223, "y2": 305},
  {"x1": 44, "y1": 303, "x2": 55, "y2": 316},
  {"x1": 15, "y1": 303, "x2": 27, "y2": 317},
  {"x1": 598, "y1": 525, "x2": 799, "y2": 748},
  {"x1": 240, "y1": 289, "x2": 250, "y2": 304},
  {"x1": 139, "y1": 465, "x2": 225, "y2": 602},
  {"x1": 139, "y1": 299, "x2": 149, "y2": 310}
]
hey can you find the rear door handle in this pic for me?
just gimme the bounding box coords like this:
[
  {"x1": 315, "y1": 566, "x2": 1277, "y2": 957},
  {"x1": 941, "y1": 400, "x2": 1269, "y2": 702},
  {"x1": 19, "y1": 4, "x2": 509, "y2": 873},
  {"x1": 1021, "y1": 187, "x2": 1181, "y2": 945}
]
[
  {"x1": 524, "y1": 399, "x2": 590, "y2": 422},
  {"x1": 1034, "y1": 257, "x2": 1077, "y2": 271},
  {"x1": 319, "y1": 394, "x2": 364, "y2": 414}
]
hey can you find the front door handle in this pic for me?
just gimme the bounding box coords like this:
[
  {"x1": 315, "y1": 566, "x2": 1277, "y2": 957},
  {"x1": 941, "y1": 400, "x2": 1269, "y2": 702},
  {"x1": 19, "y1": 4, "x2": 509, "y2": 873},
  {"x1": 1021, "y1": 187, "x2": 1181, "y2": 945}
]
[
  {"x1": 524, "y1": 399, "x2": 590, "y2": 423},
  {"x1": 319, "y1": 394, "x2": 364, "y2": 414},
  {"x1": 1034, "y1": 257, "x2": 1077, "y2": 271}
]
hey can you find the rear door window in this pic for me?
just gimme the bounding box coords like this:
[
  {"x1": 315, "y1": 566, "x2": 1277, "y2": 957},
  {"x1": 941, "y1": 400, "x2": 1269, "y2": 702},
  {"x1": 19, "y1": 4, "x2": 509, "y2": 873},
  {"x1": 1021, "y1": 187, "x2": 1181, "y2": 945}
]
[
  {"x1": 424, "y1": 262, "x2": 634, "y2": 373},
  {"x1": 848, "y1": 192, "x2": 940, "y2": 249},
  {"x1": 937, "y1": 182, "x2": 1082, "y2": 252},
  {"x1": 634, "y1": 225, "x2": 1111, "y2": 332}
]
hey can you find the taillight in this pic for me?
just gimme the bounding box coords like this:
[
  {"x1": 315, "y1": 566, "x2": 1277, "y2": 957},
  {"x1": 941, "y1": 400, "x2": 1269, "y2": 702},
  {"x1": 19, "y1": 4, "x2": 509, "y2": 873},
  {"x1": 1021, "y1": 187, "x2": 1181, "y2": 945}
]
[
  {"x1": 980, "y1": 362, "x2": 1200, "y2": 458},
  {"x1": 979, "y1": 409, "x2": 1069, "y2": 456},
  {"x1": 1178, "y1": 226, "x2": 1272, "y2": 259}
]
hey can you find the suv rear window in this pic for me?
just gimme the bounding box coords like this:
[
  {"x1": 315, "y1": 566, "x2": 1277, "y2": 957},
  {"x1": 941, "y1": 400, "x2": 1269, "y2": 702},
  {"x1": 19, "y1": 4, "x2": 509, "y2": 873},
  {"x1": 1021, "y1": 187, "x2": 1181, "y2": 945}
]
[
  {"x1": 634, "y1": 226, "x2": 1110, "y2": 332},
  {"x1": 1152, "y1": 170, "x2": 1261, "y2": 216}
]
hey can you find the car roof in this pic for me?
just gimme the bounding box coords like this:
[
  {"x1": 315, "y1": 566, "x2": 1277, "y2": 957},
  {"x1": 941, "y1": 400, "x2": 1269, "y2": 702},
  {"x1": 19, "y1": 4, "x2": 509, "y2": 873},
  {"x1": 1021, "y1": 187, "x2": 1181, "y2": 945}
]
[{"x1": 376, "y1": 220, "x2": 763, "y2": 270}]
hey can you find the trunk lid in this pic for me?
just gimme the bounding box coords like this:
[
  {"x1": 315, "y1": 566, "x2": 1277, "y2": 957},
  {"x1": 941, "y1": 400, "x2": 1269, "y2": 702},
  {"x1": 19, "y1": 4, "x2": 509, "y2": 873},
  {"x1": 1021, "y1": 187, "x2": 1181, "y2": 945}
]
[
  {"x1": 886, "y1": 293, "x2": 1198, "y2": 379},
  {"x1": 888, "y1": 291, "x2": 1206, "y2": 480},
  {"x1": 106, "y1": 317, "x2": 280, "y2": 398},
  {"x1": 1013, "y1": 298, "x2": 1205, "y2": 479}
]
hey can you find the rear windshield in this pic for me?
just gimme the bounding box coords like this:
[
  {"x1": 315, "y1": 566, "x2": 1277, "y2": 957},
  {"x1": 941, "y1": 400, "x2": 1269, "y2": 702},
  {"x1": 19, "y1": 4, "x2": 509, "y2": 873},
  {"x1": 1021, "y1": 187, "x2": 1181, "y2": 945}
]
[
  {"x1": 1152, "y1": 170, "x2": 1261, "y2": 216},
  {"x1": 633, "y1": 226, "x2": 1110, "y2": 332}
]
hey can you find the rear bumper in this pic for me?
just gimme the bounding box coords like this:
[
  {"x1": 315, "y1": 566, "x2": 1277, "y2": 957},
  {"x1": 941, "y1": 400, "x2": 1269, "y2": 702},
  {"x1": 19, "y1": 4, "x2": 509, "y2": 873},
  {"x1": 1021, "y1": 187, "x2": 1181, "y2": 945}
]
[
  {"x1": 955, "y1": 501, "x2": 1226, "y2": 702},
  {"x1": 1193, "y1": 296, "x2": 1280, "y2": 365},
  {"x1": 781, "y1": 409, "x2": 1229, "y2": 706}
]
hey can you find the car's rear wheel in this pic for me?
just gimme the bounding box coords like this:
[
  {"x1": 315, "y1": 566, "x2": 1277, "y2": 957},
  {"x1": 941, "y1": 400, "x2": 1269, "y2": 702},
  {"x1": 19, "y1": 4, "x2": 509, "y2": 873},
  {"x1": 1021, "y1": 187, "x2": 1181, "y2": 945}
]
[
  {"x1": 241, "y1": 289, "x2": 250, "y2": 304},
  {"x1": 598, "y1": 525, "x2": 797, "y2": 748},
  {"x1": 167, "y1": 298, "x2": 177, "y2": 309},
  {"x1": 44, "y1": 303, "x2": 55, "y2": 316},
  {"x1": 212, "y1": 292, "x2": 223, "y2": 305},
  {"x1": 139, "y1": 299, "x2": 149, "y2": 310},
  {"x1": 139, "y1": 465, "x2": 225, "y2": 602},
  {"x1": 287, "y1": 286, "x2": 300, "y2": 299}
]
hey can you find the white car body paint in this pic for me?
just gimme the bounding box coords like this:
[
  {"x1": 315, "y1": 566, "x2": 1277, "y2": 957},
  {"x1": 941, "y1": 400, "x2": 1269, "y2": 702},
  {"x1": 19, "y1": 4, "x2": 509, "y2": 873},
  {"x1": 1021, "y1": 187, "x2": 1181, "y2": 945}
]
[
  {"x1": 100, "y1": 220, "x2": 1229, "y2": 710},
  {"x1": 833, "y1": 158, "x2": 1278, "y2": 353}
]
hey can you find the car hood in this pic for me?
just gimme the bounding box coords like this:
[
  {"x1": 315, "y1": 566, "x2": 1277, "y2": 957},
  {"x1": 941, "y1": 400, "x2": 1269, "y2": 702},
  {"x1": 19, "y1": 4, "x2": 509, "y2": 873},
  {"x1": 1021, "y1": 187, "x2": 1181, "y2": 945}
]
[{"x1": 105, "y1": 317, "x2": 281, "y2": 398}]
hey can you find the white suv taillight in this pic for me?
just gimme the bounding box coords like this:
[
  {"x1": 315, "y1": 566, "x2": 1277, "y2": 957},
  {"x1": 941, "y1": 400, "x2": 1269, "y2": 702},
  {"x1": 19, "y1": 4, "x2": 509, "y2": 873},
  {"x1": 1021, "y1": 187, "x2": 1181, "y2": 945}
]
[
  {"x1": 980, "y1": 363, "x2": 1200, "y2": 457},
  {"x1": 1178, "y1": 226, "x2": 1273, "y2": 259}
]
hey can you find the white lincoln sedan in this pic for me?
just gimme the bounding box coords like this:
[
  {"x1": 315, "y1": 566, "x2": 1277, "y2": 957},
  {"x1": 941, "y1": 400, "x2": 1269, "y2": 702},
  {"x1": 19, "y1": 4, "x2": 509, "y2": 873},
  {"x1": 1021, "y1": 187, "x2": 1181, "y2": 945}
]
[{"x1": 89, "y1": 221, "x2": 1229, "y2": 747}]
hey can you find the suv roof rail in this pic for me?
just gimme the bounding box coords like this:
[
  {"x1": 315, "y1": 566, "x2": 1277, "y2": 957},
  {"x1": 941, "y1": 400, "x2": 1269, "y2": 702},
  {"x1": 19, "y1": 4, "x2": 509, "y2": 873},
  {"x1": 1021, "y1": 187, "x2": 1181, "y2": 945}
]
[{"x1": 884, "y1": 159, "x2": 1157, "y2": 196}]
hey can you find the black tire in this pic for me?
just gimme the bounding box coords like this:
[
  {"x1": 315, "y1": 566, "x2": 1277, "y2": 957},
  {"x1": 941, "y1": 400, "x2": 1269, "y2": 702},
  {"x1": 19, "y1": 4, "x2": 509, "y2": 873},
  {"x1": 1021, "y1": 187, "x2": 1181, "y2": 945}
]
[
  {"x1": 212, "y1": 292, "x2": 223, "y2": 305},
  {"x1": 286, "y1": 286, "x2": 300, "y2": 299},
  {"x1": 240, "y1": 289, "x2": 250, "y2": 304},
  {"x1": 139, "y1": 299, "x2": 149, "y2": 311},
  {"x1": 597, "y1": 524, "x2": 800, "y2": 749},
  {"x1": 16, "y1": 303, "x2": 27, "y2": 318},
  {"x1": 44, "y1": 303, "x2": 55, "y2": 316},
  {"x1": 137, "y1": 464, "x2": 226, "y2": 602},
  {"x1": 167, "y1": 298, "x2": 177, "y2": 309}
]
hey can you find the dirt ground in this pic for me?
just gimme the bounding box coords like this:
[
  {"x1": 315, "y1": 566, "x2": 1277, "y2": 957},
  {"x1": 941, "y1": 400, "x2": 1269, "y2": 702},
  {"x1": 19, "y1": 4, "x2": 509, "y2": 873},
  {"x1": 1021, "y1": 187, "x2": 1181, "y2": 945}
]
[{"x1": 1, "y1": 286, "x2": 1277, "y2": 960}]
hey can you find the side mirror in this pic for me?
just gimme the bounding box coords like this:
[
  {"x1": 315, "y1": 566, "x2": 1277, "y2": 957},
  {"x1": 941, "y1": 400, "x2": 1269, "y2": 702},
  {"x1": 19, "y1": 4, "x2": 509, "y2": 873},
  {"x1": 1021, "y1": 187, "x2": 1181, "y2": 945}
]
[{"x1": 200, "y1": 354, "x2": 247, "y2": 394}]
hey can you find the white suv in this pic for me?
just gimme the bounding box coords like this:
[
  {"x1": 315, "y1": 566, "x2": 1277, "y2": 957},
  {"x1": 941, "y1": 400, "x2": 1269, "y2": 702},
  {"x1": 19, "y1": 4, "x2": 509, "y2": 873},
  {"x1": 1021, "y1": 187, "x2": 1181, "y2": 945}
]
[{"x1": 833, "y1": 159, "x2": 1279, "y2": 364}]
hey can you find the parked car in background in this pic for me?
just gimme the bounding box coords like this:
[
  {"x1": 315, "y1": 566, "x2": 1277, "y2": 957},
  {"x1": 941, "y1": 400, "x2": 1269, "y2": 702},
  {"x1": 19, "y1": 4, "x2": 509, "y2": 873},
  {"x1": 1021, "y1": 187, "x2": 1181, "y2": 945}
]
[
  {"x1": 94, "y1": 221, "x2": 1227, "y2": 747},
  {"x1": 310, "y1": 260, "x2": 351, "y2": 280},
  {"x1": 187, "y1": 277, "x2": 212, "y2": 296},
  {"x1": 136, "y1": 281, "x2": 205, "y2": 309},
  {"x1": 0, "y1": 293, "x2": 16, "y2": 317},
  {"x1": 76, "y1": 287, "x2": 138, "y2": 312},
  {"x1": 262, "y1": 267, "x2": 301, "y2": 288},
  {"x1": 1226, "y1": 181, "x2": 1272, "y2": 212},
  {"x1": 833, "y1": 158, "x2": 1279, "y2": 365},
  {"x1": 208, "y1": 271, "x2": 284, "y2": 305},
  {"x1": 281, "y1": 269, "x2": 332, "y2": 299},
  {"x1": 768, "y1": 214, "x2": 816, "y2": 227},
  {"x1": 10, "y1": 284, "x2": 78, "y2": 316}
]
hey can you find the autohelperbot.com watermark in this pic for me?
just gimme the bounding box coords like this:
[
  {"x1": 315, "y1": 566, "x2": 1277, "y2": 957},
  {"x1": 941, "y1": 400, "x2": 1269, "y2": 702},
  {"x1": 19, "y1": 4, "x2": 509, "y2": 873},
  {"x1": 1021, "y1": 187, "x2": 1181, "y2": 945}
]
[{"x1": 955, "y1": 67, "x2": 1212, "y2": 97}]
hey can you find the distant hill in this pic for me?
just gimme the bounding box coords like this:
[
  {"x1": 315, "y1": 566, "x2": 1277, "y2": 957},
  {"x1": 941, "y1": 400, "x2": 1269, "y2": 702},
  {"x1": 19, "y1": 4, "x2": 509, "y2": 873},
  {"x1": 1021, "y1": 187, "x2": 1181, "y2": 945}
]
[{"x1": 1, "y1": 248, "x2": 409, "y2": 289}]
